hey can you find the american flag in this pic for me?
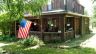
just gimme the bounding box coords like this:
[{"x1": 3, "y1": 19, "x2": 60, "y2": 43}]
[{"x1": 18, "y1": 19, "x2": 32, "y2": 39}]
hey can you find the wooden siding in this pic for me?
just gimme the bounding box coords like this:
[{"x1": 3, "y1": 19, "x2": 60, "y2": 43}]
[
  {"x1": 41, "y1": 14, "x2": 64, "y2": 41},
  {"x1": 74, "y1": 17, "x2": 81, "y2": 35},
  {"x1": 81, "y1": 17, "x2": 90, "y2": 35},
  {"x1": 14, "y1": 14, "x2": 89, "y2": 42},
  {"x1": 24, "y1": 14, "x2": 65, "y2": 41},
  {"x1": 52, "y1": 0, "x2": 65, "y2": 10}
]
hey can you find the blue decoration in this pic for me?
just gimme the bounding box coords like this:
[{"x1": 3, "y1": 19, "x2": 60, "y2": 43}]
[{"x1": 20, "y1": 19, "x2": 27, "y2": 28}]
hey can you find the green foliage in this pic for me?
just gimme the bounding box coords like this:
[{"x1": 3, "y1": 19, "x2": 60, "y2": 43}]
[
  {"x1": 93, "y1": 5, "x2": 96, "y2": 19},
  {"x1": 0, "y1": 0, "x2": 48, "y2": 35},
  {"x1": 93, "y1": 0, "x2": 96, "y2": 3},
  {"x1": 1, "y1": 0, "x2": 47, "y2": 20},
  {"x1": 92, "y1": 3, "x2": 96, "y2": 27},
  {"x1": 0, "y1": 13, "x2": 15, "y2": 35},
  {"x1": 18, "y1": 35, "x2": 44, "y2": 46},
  {"x1": 2, "y1": 44, "x2": 96, "y2": 54},
  {"x1": 1, "y1": 34, "x2": 96, "y2": 54},
  {"x1": 0, "y1": 35, "x2": 18, "y2": 42}
]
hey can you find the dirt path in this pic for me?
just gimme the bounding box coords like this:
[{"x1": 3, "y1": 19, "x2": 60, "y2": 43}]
[
  {"x1": 0, "y1": 43, "x2": 9, "y2": 47},
  {"x1": 80, "y1": 28, "x2": 96, "y2": 49},
  {"x1": 0, "y1": 43, "x2": 10, "y2": 53}
]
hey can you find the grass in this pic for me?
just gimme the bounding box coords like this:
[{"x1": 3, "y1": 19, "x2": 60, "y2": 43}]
[
  {"x1": 1, "y1": 44, "x2": 96, "y2": 54},
  {"x1": 44, "y1": 34, "x2": 95, "y2": 48},
  {"x1": 0, "y1": 34, "x2": 96, "y2": 54},
  {"x1": 63, "y1": 34, "x2": 95, "y2": 46}
]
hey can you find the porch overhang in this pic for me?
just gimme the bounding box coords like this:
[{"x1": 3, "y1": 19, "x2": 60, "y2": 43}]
[{"x1": 42, "y1": 10, "x2": 90, "y2": 18}]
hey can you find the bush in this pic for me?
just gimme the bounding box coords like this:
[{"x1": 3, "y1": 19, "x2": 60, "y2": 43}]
[
  {"x1": 0, "y1": 35, "x2": 18, "y2": 42},
  {"x1": 18, "y1": 35, "x2": 44, "y2": 47}
]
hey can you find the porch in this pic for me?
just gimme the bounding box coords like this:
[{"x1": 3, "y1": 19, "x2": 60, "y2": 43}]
[{"x1": 15, "y1": 13, "x2": 87, "y2": 42}]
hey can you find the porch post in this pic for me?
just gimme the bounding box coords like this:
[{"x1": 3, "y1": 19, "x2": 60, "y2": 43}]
[
  {"x1": 59, "y1": 15, "x2": 64, "y2": 41},
  {"x1": 40, "y1": 16, "x2": 44, "y2": 41},
  {"x1": 64, "y1": 14, "x2": 66, "y2": 41}
]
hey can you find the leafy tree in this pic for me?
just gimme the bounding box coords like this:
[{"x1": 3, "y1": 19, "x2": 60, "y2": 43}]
[
  {"x1": 84, "y1": 10, "x2": 88, "y2": 16},
  {"x1": 0, "y1": 0, "x2": 47, "y2": 35},
  {"x1": 92, "y1": 1, "x2": 96, "y2": 27}
]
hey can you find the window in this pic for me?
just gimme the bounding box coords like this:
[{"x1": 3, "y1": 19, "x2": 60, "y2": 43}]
[
  {"x1": 45, "y1": 18, "x2": 58, "y2": 32},
  {"x1": 65, "y1": 17, "x2": 73, "y2": 32},
  {"x1": 30, "y1": 19, "x2": 40, "y2": 31}
]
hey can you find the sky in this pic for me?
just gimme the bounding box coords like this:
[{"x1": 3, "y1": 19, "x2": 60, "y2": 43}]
[{"x1": 79, "y1": 0, "x2": 93, "y2": 16}]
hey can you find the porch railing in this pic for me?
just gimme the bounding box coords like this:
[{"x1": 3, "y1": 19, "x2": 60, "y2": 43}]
[{"x1": 42, "y1": 0, "x2": 84, "y2": 14}]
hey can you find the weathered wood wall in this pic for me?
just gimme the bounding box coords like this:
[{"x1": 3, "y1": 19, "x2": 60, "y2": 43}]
[{"x1": 81, "y1": 17, "x2": 90, "y2": 35}]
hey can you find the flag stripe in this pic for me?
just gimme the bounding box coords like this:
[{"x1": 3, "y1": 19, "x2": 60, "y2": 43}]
[
  {"x1": 18, "y1": 20, "x2": 32, "y2": 39},
  {"x1": 24, "y1": 22, "x2": 30, "y2": 37},
  {"x1": 25, "y1": 21, "x2": 31, "y2": 38},
  {"x1": 25, "y1": 22, "x2": 30, "y2": 37}
]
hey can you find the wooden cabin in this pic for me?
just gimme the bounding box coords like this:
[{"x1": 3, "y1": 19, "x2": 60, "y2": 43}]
[{"x1": 15, "y1": 0, "x2": 90, "y2": 41}]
